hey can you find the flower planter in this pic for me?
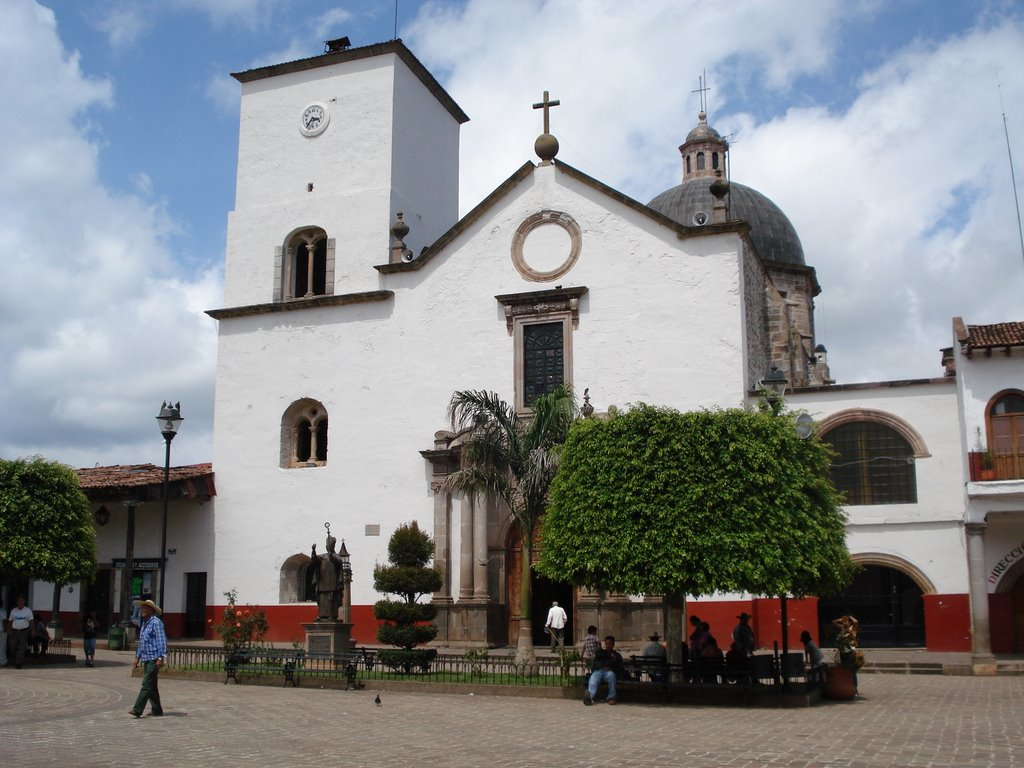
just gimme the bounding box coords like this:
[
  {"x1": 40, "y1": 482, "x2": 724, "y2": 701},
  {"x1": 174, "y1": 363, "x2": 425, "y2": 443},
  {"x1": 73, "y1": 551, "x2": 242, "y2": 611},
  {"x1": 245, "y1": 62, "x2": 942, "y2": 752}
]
[{"x1": 824, "y1": 666, "x2": 856, "y2": 700}]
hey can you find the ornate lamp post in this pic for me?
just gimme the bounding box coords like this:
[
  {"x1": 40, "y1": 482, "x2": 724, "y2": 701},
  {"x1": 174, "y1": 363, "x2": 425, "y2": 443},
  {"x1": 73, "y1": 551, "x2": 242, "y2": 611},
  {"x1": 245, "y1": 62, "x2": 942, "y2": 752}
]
[
  {"x1": 760, "y1": 366, "x2": 788, "y2": 415},
  {"x1": 155, "y1": 401, "x2": 183, "y2": 613},
  {"x1": 339, "y1": 539, "x2": 352, "y2": 623}
]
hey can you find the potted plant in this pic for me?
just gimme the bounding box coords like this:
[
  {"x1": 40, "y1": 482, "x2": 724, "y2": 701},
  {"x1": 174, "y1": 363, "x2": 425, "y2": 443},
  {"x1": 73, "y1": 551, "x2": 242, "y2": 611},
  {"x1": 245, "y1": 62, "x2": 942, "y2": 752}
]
[
  {"x1": 974, "y1": 428, "x2": 996, "y2": 481},
  {"x1": 824, "y1": 614, "x2": 864, "y2": 700}
]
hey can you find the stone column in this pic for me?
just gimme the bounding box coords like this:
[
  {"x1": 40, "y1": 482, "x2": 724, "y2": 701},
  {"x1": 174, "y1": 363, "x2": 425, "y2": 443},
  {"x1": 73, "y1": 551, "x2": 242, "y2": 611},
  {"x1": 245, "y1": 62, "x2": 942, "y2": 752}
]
[
  {"x1": 431, "y1": 481, "x2": 452, "y2": 601},
  {"x1": 459, "y1": 494, "x2": 474, "y2": 599},
  {"x1": 965, "y1": 522, "x2": 996, "y2": 674},
  {"x1": 473, "y1": 493, "x2": 489, "y2": 601}
]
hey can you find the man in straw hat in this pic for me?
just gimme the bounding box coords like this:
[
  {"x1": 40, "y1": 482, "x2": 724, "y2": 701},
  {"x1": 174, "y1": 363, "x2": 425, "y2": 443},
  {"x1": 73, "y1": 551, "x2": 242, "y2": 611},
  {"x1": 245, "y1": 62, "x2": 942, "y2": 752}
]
[{"x1": 129, "y1": 599, "x2": 167, "y2": 717}]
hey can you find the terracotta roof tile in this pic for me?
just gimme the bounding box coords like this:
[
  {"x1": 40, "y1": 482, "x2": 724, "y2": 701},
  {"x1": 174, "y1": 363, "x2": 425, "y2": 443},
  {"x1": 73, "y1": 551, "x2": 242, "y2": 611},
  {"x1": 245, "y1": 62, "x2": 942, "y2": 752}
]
[
  {"x1": 76, "y1": 463, "x2": 215, "y2": 500},
  {"x1": 964, "y1": 321, "x2": 1024, "y2": 349}
]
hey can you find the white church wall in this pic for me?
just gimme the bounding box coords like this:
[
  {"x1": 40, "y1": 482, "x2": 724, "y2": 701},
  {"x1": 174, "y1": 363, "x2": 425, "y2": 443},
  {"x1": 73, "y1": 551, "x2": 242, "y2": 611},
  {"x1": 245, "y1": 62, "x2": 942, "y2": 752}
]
[
  {"x1": 213, "y1": 160, "x2": 757, "y2": 609},
  {"x1": 389, "y1": 59, "x2": 461, "y2": 256}
]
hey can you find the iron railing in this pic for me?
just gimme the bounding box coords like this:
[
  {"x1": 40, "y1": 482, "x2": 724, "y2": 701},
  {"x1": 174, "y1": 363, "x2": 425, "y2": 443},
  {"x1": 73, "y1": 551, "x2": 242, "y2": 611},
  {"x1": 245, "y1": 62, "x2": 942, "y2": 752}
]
[{"x1": 164, "y1": 645, "x2": 589, "y2": 687}]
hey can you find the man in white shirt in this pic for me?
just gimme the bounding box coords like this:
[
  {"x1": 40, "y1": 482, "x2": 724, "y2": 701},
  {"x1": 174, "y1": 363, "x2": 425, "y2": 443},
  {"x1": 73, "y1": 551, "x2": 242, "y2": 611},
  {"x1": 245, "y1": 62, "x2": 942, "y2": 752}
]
[
  {"x1": 544, "y1": 600, "x2": 568, "y2": 652},
  {"x1": 8, "y1": 596, "x2": 33, "y2": 669}
]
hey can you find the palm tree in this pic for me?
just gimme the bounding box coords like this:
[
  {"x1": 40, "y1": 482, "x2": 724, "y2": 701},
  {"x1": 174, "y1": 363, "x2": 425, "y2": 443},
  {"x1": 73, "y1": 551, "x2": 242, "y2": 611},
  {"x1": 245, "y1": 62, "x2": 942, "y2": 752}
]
[{"x1": 444, "y1": 386, "x2": 576, "y2": 667}]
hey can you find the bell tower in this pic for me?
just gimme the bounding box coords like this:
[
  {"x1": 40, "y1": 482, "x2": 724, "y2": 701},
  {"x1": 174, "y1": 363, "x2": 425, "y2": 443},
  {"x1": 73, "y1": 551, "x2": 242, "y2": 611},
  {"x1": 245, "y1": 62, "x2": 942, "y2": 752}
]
[{"x1": 222, "y1": 40, "x2": 468, "y2": 308}]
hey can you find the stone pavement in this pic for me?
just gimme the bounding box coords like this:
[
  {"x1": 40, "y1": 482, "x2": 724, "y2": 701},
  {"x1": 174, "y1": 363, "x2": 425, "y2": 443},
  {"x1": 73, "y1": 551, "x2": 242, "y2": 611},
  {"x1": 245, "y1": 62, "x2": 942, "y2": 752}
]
[{"x1": 2, "y1": 648, "x2": 1022, "y2": 768}]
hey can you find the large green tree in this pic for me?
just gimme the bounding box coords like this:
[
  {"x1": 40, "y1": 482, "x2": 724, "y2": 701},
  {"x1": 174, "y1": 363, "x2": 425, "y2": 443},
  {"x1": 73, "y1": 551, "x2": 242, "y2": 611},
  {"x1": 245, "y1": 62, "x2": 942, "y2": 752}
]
[
  {"x1": 444, "y1": 386, "x2": 575, "y2": 667},
  {"x1": 536, "y1": 404, "x2": 854, "y2": 662},
  {"x1": 0, "y1": 457, "x2": 97, "y2": 586}
]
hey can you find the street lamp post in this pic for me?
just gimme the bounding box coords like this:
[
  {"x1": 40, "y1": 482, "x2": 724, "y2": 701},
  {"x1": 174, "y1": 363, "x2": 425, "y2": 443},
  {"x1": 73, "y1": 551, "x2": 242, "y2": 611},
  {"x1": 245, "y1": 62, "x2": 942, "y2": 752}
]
[{"x1": 156, "y1": 401, "x2": 183, "y2": 613}]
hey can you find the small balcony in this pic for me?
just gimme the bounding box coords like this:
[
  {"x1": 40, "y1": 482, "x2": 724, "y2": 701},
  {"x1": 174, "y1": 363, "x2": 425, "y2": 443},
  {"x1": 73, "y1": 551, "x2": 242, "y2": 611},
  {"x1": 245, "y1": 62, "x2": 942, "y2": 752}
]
[{"x1": 968, "y1": 451, "x2": 1024, "y2": 482}]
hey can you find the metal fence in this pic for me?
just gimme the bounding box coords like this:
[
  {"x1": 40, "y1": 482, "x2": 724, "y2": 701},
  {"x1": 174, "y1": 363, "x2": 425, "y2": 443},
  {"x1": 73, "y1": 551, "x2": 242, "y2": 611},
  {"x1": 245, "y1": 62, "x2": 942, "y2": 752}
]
[{"x1": 165, "y1": 645, "x2": 589, "y2": 687}]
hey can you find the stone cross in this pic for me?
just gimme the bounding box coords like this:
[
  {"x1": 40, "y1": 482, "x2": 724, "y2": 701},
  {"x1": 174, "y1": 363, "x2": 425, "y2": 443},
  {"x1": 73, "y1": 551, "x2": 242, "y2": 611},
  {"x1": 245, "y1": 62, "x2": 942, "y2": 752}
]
[{"x1": 532, "y1": 90, "x2": 560, "y2": 134}]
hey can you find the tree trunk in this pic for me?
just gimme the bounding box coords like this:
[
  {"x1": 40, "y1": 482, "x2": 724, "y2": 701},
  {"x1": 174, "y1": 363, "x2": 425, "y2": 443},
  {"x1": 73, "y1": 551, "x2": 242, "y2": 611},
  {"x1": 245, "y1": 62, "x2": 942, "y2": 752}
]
[
  {"x1": 514, "y1": 531, "x2": 537, "y2": 670},
  {"x1": 664, "y1": 592, "x2": 685, "y2": 666}
]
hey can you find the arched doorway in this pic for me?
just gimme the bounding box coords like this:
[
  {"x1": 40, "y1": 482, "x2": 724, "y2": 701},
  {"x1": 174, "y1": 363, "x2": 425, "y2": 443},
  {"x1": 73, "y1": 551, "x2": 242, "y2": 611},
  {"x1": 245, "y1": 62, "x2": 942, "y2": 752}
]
[
  {"x1": 531, "y1": 573, "x2": 573, "y2": 647},
  {"x1": 818, "y1": 564, "x2": 925, "y2": 647}
]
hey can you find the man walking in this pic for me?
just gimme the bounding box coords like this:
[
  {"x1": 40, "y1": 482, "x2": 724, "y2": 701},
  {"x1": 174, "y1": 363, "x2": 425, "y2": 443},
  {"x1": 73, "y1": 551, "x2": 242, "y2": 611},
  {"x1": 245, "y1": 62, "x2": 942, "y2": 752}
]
[
  {"x1": 544, "y1": 600, "x2": 567, "y2": 652},
  {"x1": 130, "y1": 599, "x2": 167, "y2": 718}
]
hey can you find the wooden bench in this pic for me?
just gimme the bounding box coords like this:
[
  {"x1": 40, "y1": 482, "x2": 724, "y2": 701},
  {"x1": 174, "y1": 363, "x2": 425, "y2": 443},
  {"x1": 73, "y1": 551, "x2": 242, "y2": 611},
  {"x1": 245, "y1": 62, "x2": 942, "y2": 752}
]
[{"x1": 223, "y1": 648, "x2": 301, "y2": 687}]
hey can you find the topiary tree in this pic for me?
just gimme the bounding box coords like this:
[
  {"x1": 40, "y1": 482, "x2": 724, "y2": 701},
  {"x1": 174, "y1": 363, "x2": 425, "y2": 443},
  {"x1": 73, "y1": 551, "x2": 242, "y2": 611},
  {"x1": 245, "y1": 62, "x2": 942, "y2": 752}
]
[
  {"x1": 373, "y1": 521, "x2": 442, "y2": 672},
  {"x1": 0, "y1": 456, "x2": 97, "y2": 587},
  {"x1": 536, "y1": 404, "x2": 855, "y2": 664}
]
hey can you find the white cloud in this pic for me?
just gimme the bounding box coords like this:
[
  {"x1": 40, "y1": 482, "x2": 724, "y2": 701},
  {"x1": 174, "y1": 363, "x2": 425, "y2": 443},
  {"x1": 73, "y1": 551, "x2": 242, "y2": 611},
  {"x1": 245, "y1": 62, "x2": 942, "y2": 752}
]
[
  {"x1": 404, "y1": 1, "x2": 1024, "y2": 384},
  {"x1": 0, "y1": 0, "x2": 220, "y2": 465}
]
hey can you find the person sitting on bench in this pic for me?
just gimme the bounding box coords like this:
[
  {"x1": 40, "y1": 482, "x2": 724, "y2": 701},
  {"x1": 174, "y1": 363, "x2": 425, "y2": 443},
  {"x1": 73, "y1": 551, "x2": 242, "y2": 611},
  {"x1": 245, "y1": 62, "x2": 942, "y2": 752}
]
[
  {"x1": 584, "y1": 636, "x2": 625, "y2": 706},
  {"x1": 28, "y1": 614, "x2": 50, "y2": 656}
]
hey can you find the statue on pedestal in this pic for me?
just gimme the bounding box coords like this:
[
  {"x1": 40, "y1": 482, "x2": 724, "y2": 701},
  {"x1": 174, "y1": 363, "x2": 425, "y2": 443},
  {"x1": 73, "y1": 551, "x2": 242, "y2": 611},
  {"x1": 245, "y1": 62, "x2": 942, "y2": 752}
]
[{"x1": 310, "y1": 524, "x2": 345, "y2": 621}]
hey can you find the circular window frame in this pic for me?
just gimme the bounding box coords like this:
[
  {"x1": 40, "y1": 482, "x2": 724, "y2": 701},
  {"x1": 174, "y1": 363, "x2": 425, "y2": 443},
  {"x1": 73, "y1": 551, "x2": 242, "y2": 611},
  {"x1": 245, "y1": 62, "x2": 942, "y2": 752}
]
[{"x1": 510, "y1": 210, "x2": 582, "y2": 282}]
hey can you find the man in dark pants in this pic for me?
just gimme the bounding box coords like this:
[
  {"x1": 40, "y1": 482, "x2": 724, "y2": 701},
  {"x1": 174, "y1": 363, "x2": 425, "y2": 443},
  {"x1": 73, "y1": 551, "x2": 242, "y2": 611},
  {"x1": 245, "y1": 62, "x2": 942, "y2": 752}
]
[{"x1": 130, "y1": 599, "x2": 167, "y2": 717}]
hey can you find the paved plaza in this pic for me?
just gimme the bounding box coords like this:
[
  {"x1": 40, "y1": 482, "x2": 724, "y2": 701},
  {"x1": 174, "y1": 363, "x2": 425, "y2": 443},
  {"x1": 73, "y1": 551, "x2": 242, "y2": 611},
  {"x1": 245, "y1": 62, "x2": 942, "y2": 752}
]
[{"x1": 2, "y1": 649, "x2": 1022, "y2": 768}]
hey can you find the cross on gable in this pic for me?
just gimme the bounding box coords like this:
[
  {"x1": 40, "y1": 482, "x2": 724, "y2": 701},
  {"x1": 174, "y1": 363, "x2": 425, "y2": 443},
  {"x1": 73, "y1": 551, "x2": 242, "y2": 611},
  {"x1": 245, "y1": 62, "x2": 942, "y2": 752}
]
[{"x1": 532, "y1": 90, "x2": 560, "y2": 134}]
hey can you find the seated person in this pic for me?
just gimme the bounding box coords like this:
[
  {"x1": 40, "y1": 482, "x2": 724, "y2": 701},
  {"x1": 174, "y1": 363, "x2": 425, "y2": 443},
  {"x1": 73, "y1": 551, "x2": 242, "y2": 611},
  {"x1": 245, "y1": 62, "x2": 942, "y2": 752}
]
[
  {"x1": 640, "y1": 632, "x2": 667, "y2": 681},
  {"x1": 580, "y1": 625, "x2": 600, "y2": 665},
  {"x1": 800, "y1": 630, "x2": 825, "y2": 669},
  {"x1": 29, "y1": 614, "x2": 50, "y2": 656},
  {"x1": 699, "y1": 635, "x2": 725, "y2": 682},
  {"x1": 724, "y1": 641, "x2": 748, "y2": 683},
  {"x1": 584, "y1": 635, "x2": 625, "y2": 706}
]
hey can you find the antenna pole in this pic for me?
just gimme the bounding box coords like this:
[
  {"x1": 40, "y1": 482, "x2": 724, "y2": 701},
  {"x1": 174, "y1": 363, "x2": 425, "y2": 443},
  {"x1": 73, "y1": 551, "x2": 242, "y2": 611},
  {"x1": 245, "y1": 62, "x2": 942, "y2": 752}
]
[
  {"x1": 394, "y1": 0, "x2": 399, "y2": 39},
  {"x1": 999, "y1": 81, "x2": 1024, "y2": 268}
]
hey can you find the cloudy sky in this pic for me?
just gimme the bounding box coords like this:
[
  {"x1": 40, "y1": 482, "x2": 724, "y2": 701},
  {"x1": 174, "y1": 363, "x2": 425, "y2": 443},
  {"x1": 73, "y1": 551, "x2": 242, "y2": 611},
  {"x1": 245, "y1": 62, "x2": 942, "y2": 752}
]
[{"x1": 3, "y1": 0, "x2": 1023, "y2": 468}]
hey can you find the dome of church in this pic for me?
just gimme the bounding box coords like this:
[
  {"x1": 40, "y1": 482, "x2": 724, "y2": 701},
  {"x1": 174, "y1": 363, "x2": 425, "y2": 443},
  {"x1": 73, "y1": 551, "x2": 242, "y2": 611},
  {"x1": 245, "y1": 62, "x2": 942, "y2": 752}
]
[
  {"x1": 684, "y1": 110, "x2": 722, "y2": 143},
  {"x1": 647, "y1": 180, "x2": 806, "y2": 266}
]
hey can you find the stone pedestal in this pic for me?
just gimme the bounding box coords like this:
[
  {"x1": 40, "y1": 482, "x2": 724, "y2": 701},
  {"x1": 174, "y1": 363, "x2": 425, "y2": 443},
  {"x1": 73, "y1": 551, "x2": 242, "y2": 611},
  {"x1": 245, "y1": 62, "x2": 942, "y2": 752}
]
[{"x1": 303, "y1": 621, "x2": 354, "y2": 656}]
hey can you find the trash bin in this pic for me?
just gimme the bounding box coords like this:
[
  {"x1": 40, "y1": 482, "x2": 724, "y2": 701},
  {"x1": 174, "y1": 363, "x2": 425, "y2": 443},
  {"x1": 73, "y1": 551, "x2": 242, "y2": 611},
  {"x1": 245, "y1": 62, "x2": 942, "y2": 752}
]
[{"x1": 108, "y1": 626, "x2": 125, "y2": 651}]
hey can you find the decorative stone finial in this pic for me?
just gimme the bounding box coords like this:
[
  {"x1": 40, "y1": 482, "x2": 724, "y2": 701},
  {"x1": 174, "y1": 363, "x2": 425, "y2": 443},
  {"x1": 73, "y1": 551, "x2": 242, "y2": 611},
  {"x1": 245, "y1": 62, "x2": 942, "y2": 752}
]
[{"x1": 390, "y1": 212, "x2": 413, "y2": 264}]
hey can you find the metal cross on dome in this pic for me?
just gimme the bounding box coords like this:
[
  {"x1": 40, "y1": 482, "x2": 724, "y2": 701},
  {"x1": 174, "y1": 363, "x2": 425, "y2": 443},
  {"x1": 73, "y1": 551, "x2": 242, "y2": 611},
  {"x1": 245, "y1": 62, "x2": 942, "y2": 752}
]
[{"x1": 532, "y1": 90, "x2": 560, "y2": 134}]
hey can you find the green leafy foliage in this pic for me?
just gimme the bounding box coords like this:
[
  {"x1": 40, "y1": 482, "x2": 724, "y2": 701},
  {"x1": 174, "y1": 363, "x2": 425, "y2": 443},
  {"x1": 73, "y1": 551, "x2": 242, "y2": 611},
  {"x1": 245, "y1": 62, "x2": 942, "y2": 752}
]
[
  {"x1": 444, "y1": 386, "x2": 576, "y2": 622},
  {"x1": 0, "y1": 456, "x2": 97, "y2": 585},
  {"x1": 537, "y1": 404, "x2": 855, "y2": 599},
  {"x1": 212, "y1": 588, "x2": 270, "y2": 652},
  {"x1": 373, "y1": 522, "x2": 441, "y2": 650}
]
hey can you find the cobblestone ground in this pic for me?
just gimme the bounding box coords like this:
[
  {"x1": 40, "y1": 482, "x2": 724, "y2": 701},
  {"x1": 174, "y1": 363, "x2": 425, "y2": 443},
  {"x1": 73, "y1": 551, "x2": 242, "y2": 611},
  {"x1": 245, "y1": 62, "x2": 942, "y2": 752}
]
[{"x1": 3, "y1": 652, "x2": 1022, "y2": 768}]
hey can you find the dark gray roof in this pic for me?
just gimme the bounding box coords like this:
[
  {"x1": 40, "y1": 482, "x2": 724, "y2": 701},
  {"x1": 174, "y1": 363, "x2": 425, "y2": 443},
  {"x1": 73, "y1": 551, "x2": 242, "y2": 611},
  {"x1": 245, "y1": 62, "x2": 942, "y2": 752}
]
[{"x1": 647, "y1": 180, "x2": 806, "y2": 266}]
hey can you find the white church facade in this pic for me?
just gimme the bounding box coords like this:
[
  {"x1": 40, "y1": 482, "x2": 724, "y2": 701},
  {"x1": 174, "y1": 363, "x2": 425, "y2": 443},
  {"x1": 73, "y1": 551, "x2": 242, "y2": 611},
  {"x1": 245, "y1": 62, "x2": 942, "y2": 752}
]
[{"x1": 33, "y1": 39, "x2": 1021, "y2": 661}]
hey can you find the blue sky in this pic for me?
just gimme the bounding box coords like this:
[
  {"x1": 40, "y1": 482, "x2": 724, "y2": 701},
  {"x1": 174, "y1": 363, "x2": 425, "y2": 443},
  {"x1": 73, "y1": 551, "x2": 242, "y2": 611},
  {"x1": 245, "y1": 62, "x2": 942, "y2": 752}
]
[{"x1": 3, "y1": 0, "x2": 1023, "y2": 467}]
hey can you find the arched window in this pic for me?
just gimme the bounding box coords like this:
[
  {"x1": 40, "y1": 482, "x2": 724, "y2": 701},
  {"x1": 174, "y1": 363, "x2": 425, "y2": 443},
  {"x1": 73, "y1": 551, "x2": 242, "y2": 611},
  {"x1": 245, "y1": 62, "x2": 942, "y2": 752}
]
[
  {"x1": 696, "y1": 151, "x2": 705, "y2": 170},
  {"x1": 279, "y1": 553, "x2": 316, "y2": 603},
  {"x1": 712, "y1": 152, "x2": 719, "y2": 170},
  {"x1": 685, "y1": 155, "x2": 691, "y2": 174},
  {"x1": 277, "y1": 228, "x2": 334, "y2": 301},
  {"x1": 989, "y1": 391, "x2": 1024, "y2": 479},
  {"x1": 281, "y1": 399, "x2": 328, "y2": 468},
  {"x1": 823, "y1": 421, "x2": 917, "y2": 504}
]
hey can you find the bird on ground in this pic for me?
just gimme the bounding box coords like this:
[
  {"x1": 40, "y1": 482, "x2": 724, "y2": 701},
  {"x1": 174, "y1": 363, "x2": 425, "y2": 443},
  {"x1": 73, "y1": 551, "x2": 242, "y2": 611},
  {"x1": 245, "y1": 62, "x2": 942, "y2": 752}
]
[{"x1": 374, "y1": 693, "x2": 382, "y2": 707}]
